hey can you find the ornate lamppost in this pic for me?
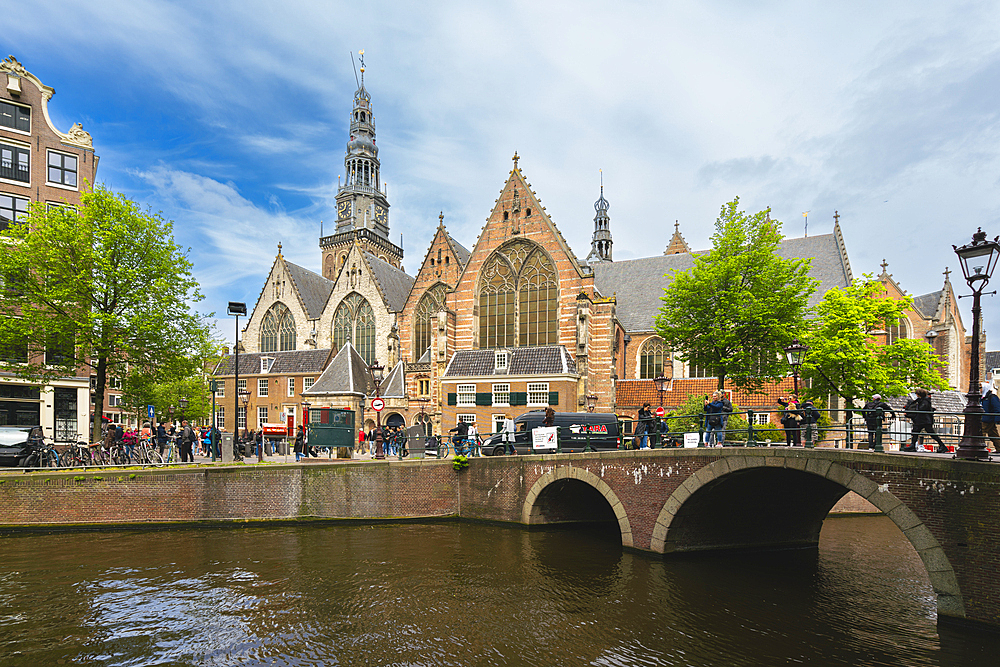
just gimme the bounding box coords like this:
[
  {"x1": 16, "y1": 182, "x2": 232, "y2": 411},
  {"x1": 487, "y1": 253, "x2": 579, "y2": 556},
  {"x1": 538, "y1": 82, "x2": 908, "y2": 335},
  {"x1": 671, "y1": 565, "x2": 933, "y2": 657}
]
[
  {"x1": 239, "y1": 388, "x2": 253, "y2": 460},
  {"x1": 585, "y1": 393, "x2": 598, "y2": 413},
  {"x1": 368, "y1": 361, "x2": 385, "y2": 460},
  {"x1": 783, "y1": 340, "x2": 809, "y2": 401},
  {"x1": 228, "y1": 300, "x2": 247, "y2": 457},
  {"x1": 953, "y1": 228, "x2": 1000, "y2": 461}
]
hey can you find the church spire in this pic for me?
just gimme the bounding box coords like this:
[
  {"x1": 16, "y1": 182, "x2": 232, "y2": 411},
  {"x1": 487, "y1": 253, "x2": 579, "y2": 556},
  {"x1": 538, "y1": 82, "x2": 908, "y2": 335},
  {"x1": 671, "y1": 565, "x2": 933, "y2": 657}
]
[{"x1": 586, "y1": 170, "x2": 613, "y2": 263}]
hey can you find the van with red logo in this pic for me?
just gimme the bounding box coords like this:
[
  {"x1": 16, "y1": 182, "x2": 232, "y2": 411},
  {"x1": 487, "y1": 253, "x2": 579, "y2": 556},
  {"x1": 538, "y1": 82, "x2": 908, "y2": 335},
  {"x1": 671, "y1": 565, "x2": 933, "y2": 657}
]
[{"x1": 481, "y1": 410, "x2": 621, "y2": 455}]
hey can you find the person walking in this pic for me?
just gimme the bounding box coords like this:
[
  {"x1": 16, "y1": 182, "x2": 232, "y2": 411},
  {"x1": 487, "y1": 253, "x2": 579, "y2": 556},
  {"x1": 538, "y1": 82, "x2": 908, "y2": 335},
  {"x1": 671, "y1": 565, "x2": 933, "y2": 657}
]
[
  {"x1": 862, "y1": 394, "x2": 895, "y2": 450},
  {"x1": 704, "y1": 392, "x2": 726, "y2": 447},
  {"x1": 980, "y1": 382, "x2": 1000, "y2": 455},
  {"x1": 294, "y1": 425, "x2": 305, "y2": 462},
  {"x1": 502, "y1": 414, "x2": 516, "y2": 455},
  {"x1": 777, "y1": 397, "x2": 802, "y2": 446},
  {"x1": 358, "y1": 428, "x2": 366, "y2": 457},
  {"x1": 902, "y1": 388, "x2": 947, "y2": 453},
  {"x1": 637, "y1": 403, "x2": 653, "y2": 449},
  {"x1": 179, "y1": 420, "x2": 195, "y2": 463}
]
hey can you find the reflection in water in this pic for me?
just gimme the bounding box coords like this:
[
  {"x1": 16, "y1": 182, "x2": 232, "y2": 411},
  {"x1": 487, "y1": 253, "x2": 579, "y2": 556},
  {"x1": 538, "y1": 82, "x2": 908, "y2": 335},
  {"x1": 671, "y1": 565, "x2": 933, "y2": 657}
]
[{"x1": 0, "y1": 517, "x2": 997, "y2": 666}]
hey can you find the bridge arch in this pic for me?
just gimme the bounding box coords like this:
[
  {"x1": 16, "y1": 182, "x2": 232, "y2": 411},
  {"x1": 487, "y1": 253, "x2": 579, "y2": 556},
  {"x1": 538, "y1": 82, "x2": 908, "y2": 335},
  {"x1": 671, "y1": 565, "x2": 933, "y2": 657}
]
[
  {"x1": 522, "y1": 466, "x2": 634, "y2": 548},
  {"x1": 649, "y1": 456, "x2": 965, "y2": 619}
]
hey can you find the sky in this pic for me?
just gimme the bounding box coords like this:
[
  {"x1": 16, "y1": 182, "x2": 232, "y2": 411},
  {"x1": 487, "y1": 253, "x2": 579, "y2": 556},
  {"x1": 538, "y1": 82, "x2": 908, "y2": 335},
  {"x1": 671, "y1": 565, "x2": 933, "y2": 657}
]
[{"x1": 5, "y1": 1, "x2": 1000, "y2": 344}]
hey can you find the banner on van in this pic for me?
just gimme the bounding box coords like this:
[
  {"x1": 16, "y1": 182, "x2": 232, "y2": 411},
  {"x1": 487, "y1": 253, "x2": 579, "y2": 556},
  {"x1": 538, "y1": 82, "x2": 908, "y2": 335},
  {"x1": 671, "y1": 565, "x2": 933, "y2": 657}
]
[{"x1": 532, "y1": 426, "x2": 558, "y2": 451}]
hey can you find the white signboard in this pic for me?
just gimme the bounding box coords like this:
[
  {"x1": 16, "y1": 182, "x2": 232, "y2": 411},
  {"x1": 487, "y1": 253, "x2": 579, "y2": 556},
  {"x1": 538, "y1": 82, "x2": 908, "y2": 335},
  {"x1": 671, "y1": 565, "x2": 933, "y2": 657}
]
[
  {"x1": 532, "y1": 426, "x2": 558, "y2": 451},
  {"x1": 683, "y1": 432, "x2": 700, "y2": 448}
]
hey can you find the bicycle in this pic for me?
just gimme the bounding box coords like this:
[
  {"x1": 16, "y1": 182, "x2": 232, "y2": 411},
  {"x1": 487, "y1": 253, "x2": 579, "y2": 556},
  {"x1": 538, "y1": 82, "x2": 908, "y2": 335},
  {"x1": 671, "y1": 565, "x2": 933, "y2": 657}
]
[
  {"x1": 20, "y1": 431, "x2": 60, "y2": 468},
  {"x1": 60, "y1": 435, "x2": 93, "y2": 467}
]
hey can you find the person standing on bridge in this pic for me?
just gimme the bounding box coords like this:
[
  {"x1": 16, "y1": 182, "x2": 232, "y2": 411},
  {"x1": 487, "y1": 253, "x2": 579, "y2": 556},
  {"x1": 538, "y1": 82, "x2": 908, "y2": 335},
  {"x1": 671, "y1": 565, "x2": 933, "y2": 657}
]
[
  {"x1": 862, "y1": 394, "x2": 895, "y2": 450},
  {"x1": 704, "y1": 392, "x2": 726, "y2": 446},
  {"x1": 980, "y1": 382, "x2": 1000, "y2": 455},
  {"x1": 502, "y1": 415, "x2": 516, "y2": 455},
  {"x1": 777, "y1": 397, "x2": 802, "y2": 446}
]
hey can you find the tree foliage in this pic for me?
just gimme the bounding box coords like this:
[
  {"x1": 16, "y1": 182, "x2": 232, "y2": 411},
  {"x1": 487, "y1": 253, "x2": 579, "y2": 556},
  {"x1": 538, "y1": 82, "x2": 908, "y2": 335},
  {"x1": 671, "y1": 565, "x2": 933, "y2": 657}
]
[
  {"x1": 0, "y1": 185, "x2": 215, "y2": 437},
  {"x1": 654, "y1": 198, "x2": 817, "y2": 391},
  {"x1": 801, "y1": 275, "x2": 947, "y2": 405}
]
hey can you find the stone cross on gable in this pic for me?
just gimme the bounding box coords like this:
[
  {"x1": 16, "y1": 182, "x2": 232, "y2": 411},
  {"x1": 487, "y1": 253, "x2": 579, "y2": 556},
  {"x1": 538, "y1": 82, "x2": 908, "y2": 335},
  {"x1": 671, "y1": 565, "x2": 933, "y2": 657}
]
[
  {"x1": 880, "y1": 259, "x2": 889, "y2": 274},
  {"x1": 944, "y1": 266, "x2": 951, "y2": 282}
]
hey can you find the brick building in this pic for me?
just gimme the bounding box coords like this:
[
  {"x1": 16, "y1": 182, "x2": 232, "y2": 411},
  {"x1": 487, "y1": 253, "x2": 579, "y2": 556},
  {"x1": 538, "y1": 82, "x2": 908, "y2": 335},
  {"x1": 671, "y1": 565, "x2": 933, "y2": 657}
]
[{"x1": 0, "y1": 55, "x2": 98, "y2": 441}]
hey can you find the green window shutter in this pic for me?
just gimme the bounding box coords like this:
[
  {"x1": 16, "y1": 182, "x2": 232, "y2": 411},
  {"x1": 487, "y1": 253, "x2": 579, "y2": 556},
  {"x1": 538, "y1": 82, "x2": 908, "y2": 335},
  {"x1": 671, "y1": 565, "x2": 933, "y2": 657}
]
[
  {"x1": 510, "y1": 392, "x2": 527, "y2": 406},
  {"x1": 549, "y1": 391, "x2": 559, "y2": 405},
  {"x1": 447, "y1": 393, "x2": 457, "y2": 406},
  {"x1": 476, "y1": 392, "x2": 492, "y2": 406}
]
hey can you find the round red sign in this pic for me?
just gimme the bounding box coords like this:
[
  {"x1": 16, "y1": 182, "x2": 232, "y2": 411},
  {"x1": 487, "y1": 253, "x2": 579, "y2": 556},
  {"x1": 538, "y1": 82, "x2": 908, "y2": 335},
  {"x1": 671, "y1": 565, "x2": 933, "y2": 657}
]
[
  {"x1": 655, "y1": 406, "x2": 665, "y2": 417},
  {"x1": 371, "y1": 398, "x2": 385, "y2": 412}
]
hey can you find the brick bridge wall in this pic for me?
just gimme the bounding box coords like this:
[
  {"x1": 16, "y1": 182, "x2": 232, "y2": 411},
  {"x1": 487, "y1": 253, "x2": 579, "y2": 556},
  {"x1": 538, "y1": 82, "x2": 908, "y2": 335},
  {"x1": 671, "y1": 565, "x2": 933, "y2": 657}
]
[{"x1": 1, "y1": 449, "x2": 998, "y2": 628}]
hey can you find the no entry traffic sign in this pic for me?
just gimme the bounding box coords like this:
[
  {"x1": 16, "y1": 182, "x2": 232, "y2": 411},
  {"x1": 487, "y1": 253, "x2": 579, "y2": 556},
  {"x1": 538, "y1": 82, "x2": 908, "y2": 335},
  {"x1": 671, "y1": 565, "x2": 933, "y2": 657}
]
[
  {"x1": 371, "y1": 397, "x2": 385, "y2": 412},
  {"x1": 655, "y1": 406, "x2": 665, "y2": 417}
]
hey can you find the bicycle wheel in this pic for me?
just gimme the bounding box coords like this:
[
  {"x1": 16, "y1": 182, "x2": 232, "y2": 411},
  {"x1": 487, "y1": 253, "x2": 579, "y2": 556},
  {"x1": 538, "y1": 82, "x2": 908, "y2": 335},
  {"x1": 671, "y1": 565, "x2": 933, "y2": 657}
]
[
  {"x1": 438, "y1": 441, "x2": 450, "y2": 458},
  {"x1": 41, "y1": 449, "x2": 59, "y2": 468}
]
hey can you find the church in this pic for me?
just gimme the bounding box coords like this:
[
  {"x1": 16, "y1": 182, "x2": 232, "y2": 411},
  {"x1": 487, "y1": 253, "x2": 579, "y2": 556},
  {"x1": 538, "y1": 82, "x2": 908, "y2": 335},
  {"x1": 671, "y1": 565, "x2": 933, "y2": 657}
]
[{"x1": 211, "y1": 65, "x2": 962, "y2": 440}]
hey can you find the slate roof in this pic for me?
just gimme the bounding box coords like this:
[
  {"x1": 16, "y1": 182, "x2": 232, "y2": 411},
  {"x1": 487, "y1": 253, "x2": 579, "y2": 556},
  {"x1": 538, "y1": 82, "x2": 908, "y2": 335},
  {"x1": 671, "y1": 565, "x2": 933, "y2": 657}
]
[
  {"x1": 380, "y1": 361, "x2": 406, "y2": 397},
  {"x1": 615, "y1": 377, "x2": 798, "y2": 411},
  {"x1": 284, "y1": 260, "x2": 334, "y2": 319},
  {"x1": 363, "y1": 251, "x2": 415, "y2": 312},
  {"x1": 303, "y1": 343, "x2": 375, "y2": 396},
  {"x1": 985, "y1": 350, "x2": 1000, "y2": 372},
  {"x1": 592, "y1": 232, "x2": 852, "y2": 333},
  {"x1": 912, "y1": 290, "x2": 943, "y2": 319},
  {"x1": 444, "y1": 346, "x2": 577, "y2": 377},
  {"x1": 447, "y1": 233, "x2": 472, "y2": 268},
  {"x1": 213, "y1": 349, "x2": 332, "y2": 376}
]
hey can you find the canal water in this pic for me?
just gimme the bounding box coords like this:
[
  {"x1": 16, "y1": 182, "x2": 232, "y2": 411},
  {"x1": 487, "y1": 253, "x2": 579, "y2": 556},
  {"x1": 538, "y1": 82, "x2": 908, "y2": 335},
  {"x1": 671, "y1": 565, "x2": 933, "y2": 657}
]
[{"x1": 1, "y1": 516, "x2": 998, "y2": 666}]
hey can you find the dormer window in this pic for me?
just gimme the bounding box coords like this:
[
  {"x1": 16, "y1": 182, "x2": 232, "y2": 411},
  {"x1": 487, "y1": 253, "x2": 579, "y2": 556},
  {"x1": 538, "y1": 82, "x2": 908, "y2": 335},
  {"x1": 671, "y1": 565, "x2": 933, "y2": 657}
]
[
  {"x1": 494, "y1": 350, "x2": 509, "y2": 373},
  {"x1": 261, "y1": 356, "x2": 275, "y2": 373}
]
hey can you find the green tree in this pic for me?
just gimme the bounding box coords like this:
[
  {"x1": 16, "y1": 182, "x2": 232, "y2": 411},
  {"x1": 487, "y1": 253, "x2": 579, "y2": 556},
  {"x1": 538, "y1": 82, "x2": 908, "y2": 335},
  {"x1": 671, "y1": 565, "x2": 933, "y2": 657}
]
[
  {"x1": 654, "y1": 198, "x2": 818, "y2": 391},
  {"x1": 0, "y1": 185, "x2": 214, "y2": 438},
  {"x1": 801, "y1": 276, "x2": 947, "y2": 407}
]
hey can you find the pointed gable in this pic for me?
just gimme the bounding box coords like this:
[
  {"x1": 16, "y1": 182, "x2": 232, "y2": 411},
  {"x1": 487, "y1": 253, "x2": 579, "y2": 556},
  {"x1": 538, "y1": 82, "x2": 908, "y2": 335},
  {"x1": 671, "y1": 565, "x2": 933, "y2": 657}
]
[{"x1": 304, "y1": 343, "x2": 375, "y2": 395}]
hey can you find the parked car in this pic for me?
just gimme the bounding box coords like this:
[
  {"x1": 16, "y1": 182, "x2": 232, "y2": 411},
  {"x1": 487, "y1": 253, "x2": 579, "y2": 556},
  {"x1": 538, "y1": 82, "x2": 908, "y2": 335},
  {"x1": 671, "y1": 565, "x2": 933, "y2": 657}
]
[
  {"x1": 0, "y1": 426, "x2": 44, "y2": 467},
  {"x1": 481, "y1": 411, "x2": 622, "y2": 455}
]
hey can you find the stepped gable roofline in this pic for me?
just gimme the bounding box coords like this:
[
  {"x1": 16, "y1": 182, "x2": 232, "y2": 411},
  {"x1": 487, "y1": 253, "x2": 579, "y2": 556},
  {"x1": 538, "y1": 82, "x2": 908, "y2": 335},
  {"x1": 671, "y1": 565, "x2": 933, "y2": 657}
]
[
  {"x1": 212, "y1": 348, "x2": 332, "y2": 376},
  {"x1": 404, "y1": 217, "x2": 468, "y2": 304},
  {"x1": 303, "y1": 343, "x2": 374, "y2": 396},
  {"x1": 615, "y1": 377, "x2": 798, "y2": 411},
  {"x1": 379, "y1": 361, "x2": 406, "y2": 397},
  {"x1": 443, "y1": 346, "x2": 577, "y2": 377},
  {"x1": 1, "y1": 55, "x2": 94, "y2": 150},
  {"x1": 362, "y1": 250, "x2": 414, "y2": 312},
  {"x1": 284, "y1": 259, "x2": 335, "y2": 319},
  {"x1": 594, "y1": 231, "x2": 852, "y2": 333}
]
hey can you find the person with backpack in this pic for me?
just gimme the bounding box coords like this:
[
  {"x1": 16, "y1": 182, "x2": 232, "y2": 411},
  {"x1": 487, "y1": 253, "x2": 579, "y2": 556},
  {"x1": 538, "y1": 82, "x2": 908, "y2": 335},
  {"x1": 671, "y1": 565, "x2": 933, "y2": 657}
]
[
  {"x1": 704, "y1": 392, "x2": 726, "y2": 447},
  {"x1": 980, "y1": 382, "x2": 1000, "y2": 455},
  {"x1": 902, "y1": 388, "x2": 947, "y2": 453},
  {"x1": 800, "y1": 399, "x2": 820, "y2": 445},
  {"x1": 777, "y1": 397, "x2": 802, "y2": 446},
  {"x1": 179, "y1": 420, "x2": 195, "y2": 463},
  {"x1": 718, "y1": 393, "x2": 734, "y2": 445},
  {"x1": 862, "y1": 394, "x2": 895, "y2": 450}
]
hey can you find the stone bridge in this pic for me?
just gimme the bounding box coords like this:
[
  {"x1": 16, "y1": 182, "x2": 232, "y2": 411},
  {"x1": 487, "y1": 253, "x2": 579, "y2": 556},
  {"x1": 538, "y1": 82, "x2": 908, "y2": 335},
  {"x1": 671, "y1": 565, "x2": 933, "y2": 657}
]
[
  {"x1": 1, "y1": 447, "x2": 998, "y2": 629},
  {"x1": 458, "y1": 448, "x2": 1000, "y2": 630}
]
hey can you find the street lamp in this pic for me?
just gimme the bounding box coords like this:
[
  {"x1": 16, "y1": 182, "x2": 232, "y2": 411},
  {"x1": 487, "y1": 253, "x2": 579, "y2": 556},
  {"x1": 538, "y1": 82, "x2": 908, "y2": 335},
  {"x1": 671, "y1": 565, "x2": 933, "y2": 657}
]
[
  {"x1": 415, "y1": 397, "x2": 431, "y2": 436},
  {"x1": 238, "y1": 388, "x2": 253, "y2": 460},
  {"x1": 953, "y1": 228, "x2": 1000, "y2": 460},
  {"x1": 368, "y1": 361, "x2": 385, "y2": 460},
  {"x1": 585, "y1": 393, "x2": 598, "y2": 413},
  {"x1": 783, "y1": 339, "x2": 809, "y2": 401},
  {"x1": 228, "y1": 301, "x2": 247, "y2": 461}
]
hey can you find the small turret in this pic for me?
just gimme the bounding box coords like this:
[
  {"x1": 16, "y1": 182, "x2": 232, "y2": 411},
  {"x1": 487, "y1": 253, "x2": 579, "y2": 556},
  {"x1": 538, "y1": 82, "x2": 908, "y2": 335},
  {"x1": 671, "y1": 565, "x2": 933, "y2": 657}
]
[{"x1": 586, "y1": 171, "x2": 613, "y2": 263}]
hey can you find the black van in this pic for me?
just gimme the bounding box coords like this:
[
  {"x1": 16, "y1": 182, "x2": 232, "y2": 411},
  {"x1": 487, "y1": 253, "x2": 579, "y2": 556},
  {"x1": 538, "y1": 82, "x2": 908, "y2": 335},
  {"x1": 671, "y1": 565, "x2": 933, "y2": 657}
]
[{"x1": 482, "y1": 411, "x2": 621, "y2": 455}]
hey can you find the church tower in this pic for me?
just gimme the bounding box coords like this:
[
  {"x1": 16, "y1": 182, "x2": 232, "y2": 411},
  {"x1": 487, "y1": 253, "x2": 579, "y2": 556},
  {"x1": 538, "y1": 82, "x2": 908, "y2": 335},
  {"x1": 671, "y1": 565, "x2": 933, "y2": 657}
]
[
  {"x1": 586, "y1": 175, "x2": 613, "y2": 263},
  {"x1": 321, "y1": 53, "x2": 403, "y2": 278}
]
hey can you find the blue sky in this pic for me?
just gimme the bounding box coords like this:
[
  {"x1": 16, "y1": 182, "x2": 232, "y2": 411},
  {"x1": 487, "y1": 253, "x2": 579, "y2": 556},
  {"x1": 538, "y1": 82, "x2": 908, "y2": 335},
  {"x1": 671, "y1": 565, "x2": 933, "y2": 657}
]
[{"x1": 5, "y1": 1, "x2": 1000, "y2": 344}]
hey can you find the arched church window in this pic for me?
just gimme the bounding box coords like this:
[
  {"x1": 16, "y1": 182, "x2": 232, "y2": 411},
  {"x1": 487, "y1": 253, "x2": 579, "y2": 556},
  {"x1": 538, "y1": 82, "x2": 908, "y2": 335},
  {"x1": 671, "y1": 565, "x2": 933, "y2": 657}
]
[
  {"x1": 414, "y1": 284, "x2": 448, "y2": 361},
  {"x1": 639, "y1": 337, "x2": 670, "y2": 379},
  {"x1": 478, "y1": 240, "x2": 558, "y2": 349},
  {"x1": 333, "y1": 293, "x2": 376, "y2": 364},
  {"x1": 260, "y1": 302, "x2": 296, "y2": 352},
  {"x1": 886, "y1": 317, "x2": 908, "y2": 344}
]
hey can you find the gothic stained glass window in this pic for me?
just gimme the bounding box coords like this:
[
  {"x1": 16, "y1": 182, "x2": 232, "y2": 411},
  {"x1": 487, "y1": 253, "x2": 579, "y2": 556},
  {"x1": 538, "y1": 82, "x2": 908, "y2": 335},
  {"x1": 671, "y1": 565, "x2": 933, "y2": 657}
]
[
  {"x1": 333, "y1": 293, "x2": 376, "y2": 364},
  {"x1": 414, "y1": 284, "x2": 448, "y2": 361},
  {"x1": 260, "y1": 303, "x2": 296, "y2": 352},
  {"x1": 639, "y1": 337, "x2": 670, "y2": 379},
  {"x1": 478, "y1": 240, "x2": 558, "y2": 349}
]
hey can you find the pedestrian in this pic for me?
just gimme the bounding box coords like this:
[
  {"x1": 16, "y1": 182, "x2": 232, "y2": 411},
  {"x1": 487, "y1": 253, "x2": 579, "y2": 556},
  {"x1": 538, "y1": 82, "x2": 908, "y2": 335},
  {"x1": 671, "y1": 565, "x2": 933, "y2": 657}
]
[
  {"x1": 358, "y1": 428, "x2": 366, "y2": 456},
  {"x1": 800, "y1": 399, "x2": 820, "y2": 445},
  {"x1": 543, "y1": 407, "x2": 555, "y2": 428},
  {"x1": 156, "y1": 421, "x2": 168, "y2": 456},
  {"x1": 862, "y1": 394, "x2": 896, "y2": 449},
  {"x1": 980, "y1": 382, "x2": 1000, "y2": 455},
  {"x1": 719, "y1": 393, "x2": 733, "y2": 445},
  {"x1": 294, "y1": 425, "x2": 305, "y2": 461},
  {"x1": 179, "y1": 420, "x2": 195, "y2": 463},
  {"x1": 903, "y1": 388, "x2": 947, "y2": 453},
  {"x1": 637, "y1": 403, "x2": 653, "y2": 449},
  {"x1": 468, "y1": 421, "x2": 479, "y2": 453},
  {"x1": 777, "y1": 396, "x2": 802, "y2": 446},
  {"x1": 502, "y1": 414, "x2": 516, "y2": 455},
  {"x1": 704, "y1": 392, "x2": 726, "y2": 447}
]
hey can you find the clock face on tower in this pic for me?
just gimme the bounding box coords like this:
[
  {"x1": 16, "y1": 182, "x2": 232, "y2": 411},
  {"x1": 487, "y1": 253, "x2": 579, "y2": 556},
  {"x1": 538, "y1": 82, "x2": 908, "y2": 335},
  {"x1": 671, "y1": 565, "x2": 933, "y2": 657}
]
[
  {"x1": 374, "y1": 205, "x2": 386, "y2": 225},
  {"x1": 338, "y1": 200, "x2": 351, "y2": 220}
]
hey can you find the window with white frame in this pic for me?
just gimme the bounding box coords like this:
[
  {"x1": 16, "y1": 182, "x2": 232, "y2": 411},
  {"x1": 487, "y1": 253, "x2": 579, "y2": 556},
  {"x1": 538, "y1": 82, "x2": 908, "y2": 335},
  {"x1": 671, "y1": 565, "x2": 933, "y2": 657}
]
[
  {"x1": 458, "y1": 414, "x2": 476, "y2": 425},
  {"x1": 492, "y1": 383, "x2": 510, "y2": 406},
  {"x1": 258, "y1": 378, "x2": 268, "y2": 397},
  {"x1": 457, "y1": 384, "x2": 476, "y2": 407},
  {"x1": 215, "y1": 382, "x2": 225, "y2": 398},
  {"x1": 527, "y1": 382, "x2": 549, "y2": 406},
  {"x1": 258, "y1": 406, "x2": 268, "y2": 427},
  {"x1": 46, "y1": 151, "x2": 78, "y2": 188},
  {"x1": 238, "y1": 378, "x2": 247, "y2": 392},
  {"x1": 0, "y1": 143, "x2": 30, "y2": 184},
  {"x1": 216, "y1": 406, "x2": 225, "y2": 429},
  {"x1": 754, "y1": 413, "x2": 770, "y2": 426},
  {"x1": 287, "y1": 377, "x2": 295, "y2": 396},
  {"x1": 109, "y1": 377, "x2": 122, "y2": 390},
  {"x1": 303, "y1": 377, "x2": 315, "y2": 391},
  {"x1": 237, "y1": 406, "x2": 247, "y2": 430},
  {"x1": 109, "y1": 394, "x2": 123, "y2": 407},
  {"x1": 494, "y1": 350, "x2": 509, "y2": 372},
  {"x1": 0, "y1": 101, "x2": 30, "y2": 133},
  {"x1": 493, "y1": 414, "x2": 506, "y2": 434},
  {"x1": 261, "y1": 356, "x2": 274, "y2": 373},
  {"x1": 0, "y1": 193, "x2": 29, "y2": 230}
]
